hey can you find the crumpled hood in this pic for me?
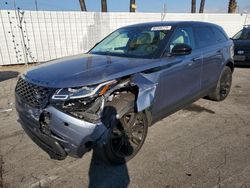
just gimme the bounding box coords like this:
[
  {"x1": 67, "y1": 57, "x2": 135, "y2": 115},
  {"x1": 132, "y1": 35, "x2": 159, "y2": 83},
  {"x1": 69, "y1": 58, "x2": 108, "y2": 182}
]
[{"x1": 24, "y1": 53, "x2": 161, "y2": 88}]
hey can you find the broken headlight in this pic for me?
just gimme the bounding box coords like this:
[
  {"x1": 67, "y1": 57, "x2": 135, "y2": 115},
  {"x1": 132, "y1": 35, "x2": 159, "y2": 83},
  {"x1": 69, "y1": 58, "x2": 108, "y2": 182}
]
[
  {"x1": 50, "y1": 80, "x2": 117, "y2": 122},
  {"x1": 52, "y1": 80, "x2": 117, "y2": 100}
]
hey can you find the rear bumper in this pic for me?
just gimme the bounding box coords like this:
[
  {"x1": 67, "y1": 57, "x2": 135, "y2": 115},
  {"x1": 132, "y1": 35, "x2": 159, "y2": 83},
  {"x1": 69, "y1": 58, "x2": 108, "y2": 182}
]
[{"x1": 15, "y1": 94, "x2": 107, "y2": 160}]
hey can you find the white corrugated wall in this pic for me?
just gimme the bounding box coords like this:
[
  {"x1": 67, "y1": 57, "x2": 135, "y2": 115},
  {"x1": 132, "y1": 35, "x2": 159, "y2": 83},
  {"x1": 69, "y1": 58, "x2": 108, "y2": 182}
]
[{"x1": 0, "y1": 10, "x2": 249, "y2": 66}]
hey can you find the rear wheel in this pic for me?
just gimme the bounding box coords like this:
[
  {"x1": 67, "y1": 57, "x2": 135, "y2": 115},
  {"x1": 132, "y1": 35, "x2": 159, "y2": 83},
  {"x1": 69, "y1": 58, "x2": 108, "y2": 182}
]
[
  {"x1": 208, "y1": 66, "x2": 232, "y2": 101},
  {"x1": 103, "y1": 94, "x2": 148, "y2": 164}
]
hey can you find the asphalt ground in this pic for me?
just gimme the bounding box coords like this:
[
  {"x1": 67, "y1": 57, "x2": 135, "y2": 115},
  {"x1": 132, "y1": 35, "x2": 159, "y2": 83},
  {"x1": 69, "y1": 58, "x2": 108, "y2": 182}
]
[{"x1": 0, "y1": 65, "x2": 250, "y2": 188}]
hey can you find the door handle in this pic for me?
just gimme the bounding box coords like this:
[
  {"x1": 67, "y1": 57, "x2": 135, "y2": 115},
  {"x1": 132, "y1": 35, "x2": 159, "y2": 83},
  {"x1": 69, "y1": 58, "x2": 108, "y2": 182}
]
[{"x1": 192, "y1": 56, "x2": 202, "y2": 61}]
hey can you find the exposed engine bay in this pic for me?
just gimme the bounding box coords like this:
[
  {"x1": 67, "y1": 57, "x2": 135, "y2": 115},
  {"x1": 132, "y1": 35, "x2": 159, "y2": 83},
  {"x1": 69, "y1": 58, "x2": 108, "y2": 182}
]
[{"x1": 49, "y1": 73, "x2": 156, "y2": 126}]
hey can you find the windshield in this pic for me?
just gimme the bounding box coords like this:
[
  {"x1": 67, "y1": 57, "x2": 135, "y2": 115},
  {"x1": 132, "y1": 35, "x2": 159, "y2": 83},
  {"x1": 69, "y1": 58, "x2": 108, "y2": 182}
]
[
  {"x1": 90, "y1": 27, "x2": 171, "y2": 58},
  {"x1": 233, "y1": 28, "x2": 250, "y2": 40}
]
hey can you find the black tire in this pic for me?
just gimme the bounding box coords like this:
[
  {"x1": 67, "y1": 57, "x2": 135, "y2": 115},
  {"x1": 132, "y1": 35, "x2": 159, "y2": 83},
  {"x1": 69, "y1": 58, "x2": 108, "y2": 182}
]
[
  {"x1": 103, "y1": 94, "x2": 148, "y2": 164},
  {"x1": 208, "y1": 66, "x2": 232, "y2": 101}
]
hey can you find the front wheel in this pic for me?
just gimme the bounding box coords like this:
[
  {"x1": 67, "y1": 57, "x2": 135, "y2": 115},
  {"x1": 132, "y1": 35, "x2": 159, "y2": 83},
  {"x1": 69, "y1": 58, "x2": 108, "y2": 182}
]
[
  {"x1": 208, "y1": 66, "x2": 232, "y2": 101},
  {"x1": 104, "y1": 108, "x2": 148, "y2": 164}
]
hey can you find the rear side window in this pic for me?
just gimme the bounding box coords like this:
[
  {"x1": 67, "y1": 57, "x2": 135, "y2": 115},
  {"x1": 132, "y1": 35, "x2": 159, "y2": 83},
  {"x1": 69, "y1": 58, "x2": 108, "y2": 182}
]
[
  {"x1": 194, "y1": 26, "x2": 216, "y2": 48},
  {"x1": 233, "y1": 30, "x2": 243, "y2": 40},
  {"x1": 212, "y1": 27, "x2": 228, "y2": 43},
  {"x1": 241, "y1": 29, "x2": 250, "y2": 39},
  {"x1": 233, "y1": 28, "x2": 250, "y2": 40}
]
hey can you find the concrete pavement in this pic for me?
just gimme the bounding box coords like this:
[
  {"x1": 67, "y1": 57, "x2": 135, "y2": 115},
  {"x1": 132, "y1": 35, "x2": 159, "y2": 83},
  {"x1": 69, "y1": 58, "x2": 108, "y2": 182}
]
[{"x1": 0, "y1": 65, "x2": 250, "y2": 188}]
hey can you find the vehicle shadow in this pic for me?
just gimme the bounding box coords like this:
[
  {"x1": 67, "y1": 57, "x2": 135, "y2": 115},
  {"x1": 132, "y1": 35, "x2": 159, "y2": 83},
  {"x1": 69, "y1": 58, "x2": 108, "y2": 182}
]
[
  {"x1": 88, "y1": 106, "x2": 130, "y2": 188},
  {"x1": 0, "y1": 71, "x2": 19, "y2": 82},
  {"x1": 184, "y1": 103, "x2": 215, "y2": 114},
  {"x1": 235, "y1": 64, "x2": 250, "y2": 68},
  {"x1": 88, "y1": 147, "x2": 130, "y2": 188}
]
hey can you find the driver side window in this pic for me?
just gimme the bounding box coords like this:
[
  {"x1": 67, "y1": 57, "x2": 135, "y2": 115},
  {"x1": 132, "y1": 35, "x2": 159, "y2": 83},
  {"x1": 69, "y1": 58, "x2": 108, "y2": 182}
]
[{"x1": 169, "y1": 27, "x2": 195, "y2": 53}]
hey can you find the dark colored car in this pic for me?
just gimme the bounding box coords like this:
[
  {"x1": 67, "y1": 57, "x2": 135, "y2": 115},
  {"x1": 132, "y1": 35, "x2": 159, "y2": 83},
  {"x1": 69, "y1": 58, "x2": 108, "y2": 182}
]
[
  {"x1": 232, "y1": 25, "x2": 250, "y2": 65},
  {"x1": 15, "y1": 21, "x2": 234, "y2": 164}
]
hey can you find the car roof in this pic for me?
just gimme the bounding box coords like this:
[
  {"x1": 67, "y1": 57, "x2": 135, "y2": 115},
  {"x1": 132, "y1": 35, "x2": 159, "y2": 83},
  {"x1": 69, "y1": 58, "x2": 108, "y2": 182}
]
[{"x1": 121, "y1": 21, "x2": 219, "y2": 29}]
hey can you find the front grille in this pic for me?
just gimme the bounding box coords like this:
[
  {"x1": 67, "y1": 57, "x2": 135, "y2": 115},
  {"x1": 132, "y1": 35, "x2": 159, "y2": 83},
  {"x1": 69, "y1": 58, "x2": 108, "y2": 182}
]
[{"x1": 15, "y1": 77, "x2": 54, "y2": 108}]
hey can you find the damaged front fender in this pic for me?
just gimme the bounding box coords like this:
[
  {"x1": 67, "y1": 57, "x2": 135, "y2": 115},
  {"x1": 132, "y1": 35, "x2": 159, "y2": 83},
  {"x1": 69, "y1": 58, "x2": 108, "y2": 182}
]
[{"x1": 131, "y1": 73, "x2": 158, "y2": 112}]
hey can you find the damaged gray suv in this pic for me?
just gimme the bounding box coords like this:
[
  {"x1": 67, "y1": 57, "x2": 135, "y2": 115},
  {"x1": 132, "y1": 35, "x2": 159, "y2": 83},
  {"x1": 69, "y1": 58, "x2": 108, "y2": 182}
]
[{"x1": 15, "y1": 21, "x2": 234, "y2": 164}]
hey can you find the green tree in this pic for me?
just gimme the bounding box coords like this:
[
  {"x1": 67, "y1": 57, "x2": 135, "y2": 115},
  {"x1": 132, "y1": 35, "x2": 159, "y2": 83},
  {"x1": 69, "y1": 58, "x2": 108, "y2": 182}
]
[
  {"x1": 228, "y1": 0, "x2": 237, "y2": 13},
  {"x1": 199, "y1": 0, "x2": 205, "y2": 13}
]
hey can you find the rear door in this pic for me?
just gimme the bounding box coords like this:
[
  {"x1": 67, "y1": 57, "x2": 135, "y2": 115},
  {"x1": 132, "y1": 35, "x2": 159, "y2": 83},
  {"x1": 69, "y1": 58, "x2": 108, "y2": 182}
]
[
  {"x1": 194, "y1": 26, "x2": 223, "y2": 90},
  {"x1": 152, "y1": 26, "x2": 202, "y2": 119}
]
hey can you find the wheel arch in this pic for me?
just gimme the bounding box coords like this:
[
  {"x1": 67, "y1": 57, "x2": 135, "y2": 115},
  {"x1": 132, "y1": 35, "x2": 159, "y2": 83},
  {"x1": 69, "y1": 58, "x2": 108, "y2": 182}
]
[
  {"x1": 225, "y1": 60, "x2": 234, "y2": 73},
  {"x1": 103, "y1": 91, "x2": 153, "y2": 127}
]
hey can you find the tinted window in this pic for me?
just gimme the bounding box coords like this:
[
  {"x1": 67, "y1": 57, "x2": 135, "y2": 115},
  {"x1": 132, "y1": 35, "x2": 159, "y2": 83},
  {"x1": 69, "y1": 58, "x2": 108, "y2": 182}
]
[
  {"x1": 233, "y1": 30, "x2": 243, "y2": 40},
  {"x1": 168, "y1": 27, "x2": 195, "y2": 53},
  {"x1": 195, "y1": 27, "x2": 216, "y2": 48},
  {"x1": 212, "y1": 27, "x2": 228, "y2": 43},
  {"x1": 242, "y1": 29, "x2": 250, "y2": 39},
  {"x1": 233, "y1": 28, "x2": 250, "y2": 40}
]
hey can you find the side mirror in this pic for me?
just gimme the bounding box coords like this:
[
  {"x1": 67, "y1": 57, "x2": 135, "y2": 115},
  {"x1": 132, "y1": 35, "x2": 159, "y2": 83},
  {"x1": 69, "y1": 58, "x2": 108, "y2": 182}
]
[{"x1": 171, "y1": 44, "x2": 192, "y2": 56}]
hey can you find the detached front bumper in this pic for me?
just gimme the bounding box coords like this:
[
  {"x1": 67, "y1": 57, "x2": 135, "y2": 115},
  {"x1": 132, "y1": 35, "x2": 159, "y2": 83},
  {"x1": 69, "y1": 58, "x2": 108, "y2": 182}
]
[{"x1": 15, "y1": 95, "x2": 107, "y2": 160}]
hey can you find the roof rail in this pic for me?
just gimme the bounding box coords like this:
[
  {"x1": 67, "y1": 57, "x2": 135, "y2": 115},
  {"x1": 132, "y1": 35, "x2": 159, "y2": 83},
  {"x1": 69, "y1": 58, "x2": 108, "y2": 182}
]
[{"x1": 243, "y1": 24, "x2": 250, "y2": 28}]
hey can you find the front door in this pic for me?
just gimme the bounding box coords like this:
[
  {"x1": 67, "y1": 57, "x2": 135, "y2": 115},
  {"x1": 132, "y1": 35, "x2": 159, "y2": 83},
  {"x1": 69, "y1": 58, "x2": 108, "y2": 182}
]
[{"x1": 152, "y1": 26, "x2": 202, "y2": 119}]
